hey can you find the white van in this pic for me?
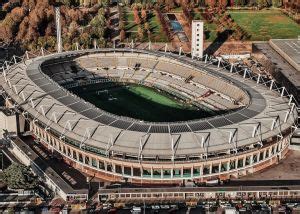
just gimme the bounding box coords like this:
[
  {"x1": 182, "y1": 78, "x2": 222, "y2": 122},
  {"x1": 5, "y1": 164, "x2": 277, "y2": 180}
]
[{"x1": 131, "y1": 206, "x2": 142, "y2": 214}]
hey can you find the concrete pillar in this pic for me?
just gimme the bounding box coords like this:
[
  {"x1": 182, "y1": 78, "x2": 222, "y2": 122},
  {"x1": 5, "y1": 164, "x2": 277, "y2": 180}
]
[
  {"x1": 250, "y1": 154, "x2": 254, "y2": 165},
  {"x1": 230, "y1": 63, "x2": 233, "y2": 73},
  {"x1": 205, "y1": 54, "x2": 208, "y2": 63},
  {"x1": 112, "y1": 164, "x2": 116, "y2": 173},
  {"x1": 217, "y1": 58, "x2": 221, "y2": 68},
  {"x1": 289, "y1": 95, "x2": 294, "y2": 105},
  {"x1": 281, "y1": 87, "x2": 285, "y2": 97},
  {"x1": 243, "y1": 68, "x2": 247, "y2": 78},
  {"x1": 96, "y1": 159, "x2": 100, "y2": 169},
  {"x1": 257, "y1": 74, "x2": 261, "y2": 84},
  {"x1": 122, "y1": 165, "x2": 124, "y2": 175},
  {"x1": 270, "y1": 80, "x2": 274, "y2": 90},
  {"x1": 104, "y1": 161, "x2": 107, "y2": 171},
  {"x1": 25, "y1": 51, "x2": 29, "y2": 60},
  {"x1": 89, "y1": 156, "x2": 92, "y2": 166}
]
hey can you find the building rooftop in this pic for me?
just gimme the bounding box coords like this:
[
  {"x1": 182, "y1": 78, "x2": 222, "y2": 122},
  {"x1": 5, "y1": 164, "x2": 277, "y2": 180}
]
[
  {"x1": 255, "y1": 40, "x2": 300, "y2": 88},
  {"x1": 270, "y1": 39, "x2": 300, "y2": 72}
]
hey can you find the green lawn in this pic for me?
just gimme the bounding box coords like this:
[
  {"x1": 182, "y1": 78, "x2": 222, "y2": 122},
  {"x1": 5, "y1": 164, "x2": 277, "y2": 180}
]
[
  {"x1": 229, "y1": 10, "x2": 300, "y2": 41},
  {"x1": 72, "y1": 83, "x2": 215, "y2": 122}
]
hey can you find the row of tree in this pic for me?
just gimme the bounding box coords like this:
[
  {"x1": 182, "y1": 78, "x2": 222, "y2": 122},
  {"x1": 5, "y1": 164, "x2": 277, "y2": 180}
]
[
  {"x1": 1, "y1": 163, "x2": 38, "y2": 190},
  {"x1": 49, "y1": 0, "x2": 286, "y2": 9},
  {"x1": 0, "y1": 0, "x2": 110, "y2": 50}
]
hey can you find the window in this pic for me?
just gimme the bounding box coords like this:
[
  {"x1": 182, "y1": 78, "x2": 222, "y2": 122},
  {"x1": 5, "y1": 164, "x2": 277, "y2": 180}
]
[
  {"x1": 99, "y1": 161, "x2": 105, "y2": 170},
  {"x1": 115, "y1": 165, "x2": 122, "y2": 174},
  {"x1": 107, "y1": 163, "x2": 112, "y2": 172},
  {"x1": 259, "y1": 152, "x2": 264, "y2": 161},
  {"x1": 245, "y1": 156, "x2": 251, "y2": 166},
  {"x1": 173, "y1": 169, "x2": 181, "y2": 177},
  {"x1": 183, "y1": 168, "x2": 191, "y2": 177},
  {"x1": 79, "y1": 153, "x2": 83, "y2": 163},
  {"x1": 153, "y1": 169, "x2": 161, "y2": 178},
  {"x1": 73, "y1": 151, "x2": 77, "y2": 160},
  {"x1": 163, "y1": 169, "x2": 171, "y2": 178},
  {"x1": 91, "y1": 158, "x2": 97, "y2": 168},
  {"x1": 193, "y1": 168, "x2": 200, "y2": 176},
  {"x1": 133, "y1": 168, "x2": 141, "y2": 177},
  {"x1": 253, "y1": 154, "x2": 258, "y2": 163},
  {"x1": 237, "y1": 159, "x2": 244, "y2": 168},
  {"x1": 85, "y1": 156, "x2": 89, "y2": 165},
  {"x1": 221, "y1": 163, "x2": 228, "y2": 172},
  {"x1": 142, "y1": 169, "x2": 151, "y2": 177},
  {"x1": 230, "y1": 160, "x2": 236, "y2": 170},
  {"x1": 124, "y1": 167, "x2": 131, "y2": 175},
  {"x1": 203, "y1": 166, "x2": 210, "y2": 175}
]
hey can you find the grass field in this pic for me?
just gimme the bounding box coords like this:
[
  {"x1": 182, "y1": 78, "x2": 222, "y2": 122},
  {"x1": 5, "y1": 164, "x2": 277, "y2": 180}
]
[
  {"x1": 73, "y1": 84, "x2": 215, "y2": 122},
  {"x1": 229, "y1": 10, "x2": 300, "y2": 41}
]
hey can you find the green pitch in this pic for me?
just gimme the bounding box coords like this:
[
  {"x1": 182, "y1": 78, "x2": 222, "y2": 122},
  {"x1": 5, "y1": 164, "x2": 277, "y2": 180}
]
[{"x1": 72, "y1": 83, "x2": 216, "y2": 122}]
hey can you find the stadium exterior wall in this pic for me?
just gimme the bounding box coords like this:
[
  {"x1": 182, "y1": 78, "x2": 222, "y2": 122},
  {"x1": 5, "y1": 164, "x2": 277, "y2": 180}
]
[{"x1": 32, "y1": 122, "x2": 291, "y2": 184}]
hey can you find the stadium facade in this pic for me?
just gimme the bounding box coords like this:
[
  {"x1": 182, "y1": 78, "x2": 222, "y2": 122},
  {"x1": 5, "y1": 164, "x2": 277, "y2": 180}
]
[{"x1": 0, "y1": 49, "x2": 297, "y2": 185}]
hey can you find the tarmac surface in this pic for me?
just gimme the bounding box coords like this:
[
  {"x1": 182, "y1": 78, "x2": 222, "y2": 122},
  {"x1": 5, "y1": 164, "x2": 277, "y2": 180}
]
[{"x1": 235, "y1": 150, "x2": 300, "y2": 181}]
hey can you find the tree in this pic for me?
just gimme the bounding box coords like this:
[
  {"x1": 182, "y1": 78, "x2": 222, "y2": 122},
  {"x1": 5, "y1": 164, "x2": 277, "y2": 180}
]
[
  {"x1": 1, "y1": 163, "x2": 38, "y2": 190},
  {"x1": 137, "y1": 25, "x2": 144, "y2": 40},
  {"x1": 133, "y1": 9, "x2": 141, "y2": 25},
  {"x1": 257, "y1": 0, "x2": 269, "y2": 8},
  {"x1": 90, "y1": 8, "x2": 107, "y2": 38},
  {"x1": 120, "y1": 29, "x2": 126, "y2": 41},
  {"x1": 141, "y1": 8, "x2": 147, "y2": 21},
  {"x1": 144, "y1": 22, "x2": 150, "y2": 31},
  {"x1": 272, "y1": 0, "x2": 282, "y2": 7}
]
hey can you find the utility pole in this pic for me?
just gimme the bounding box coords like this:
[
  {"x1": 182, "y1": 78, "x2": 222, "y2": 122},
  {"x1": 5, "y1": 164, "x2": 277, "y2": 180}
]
[{"x1": 55, "y1": 7, "x2": 62, "y2": 53}]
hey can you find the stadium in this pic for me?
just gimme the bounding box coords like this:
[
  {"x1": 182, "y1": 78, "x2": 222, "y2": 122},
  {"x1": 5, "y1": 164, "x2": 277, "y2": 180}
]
[{"x1": 0, "y1": 48, "x2": 298, "y2": 185}]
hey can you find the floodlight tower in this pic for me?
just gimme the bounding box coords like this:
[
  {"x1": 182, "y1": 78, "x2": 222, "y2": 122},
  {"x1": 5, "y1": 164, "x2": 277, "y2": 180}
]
[{"x1": 55, "y1": 7, "x2": 62, "y2": 53}]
